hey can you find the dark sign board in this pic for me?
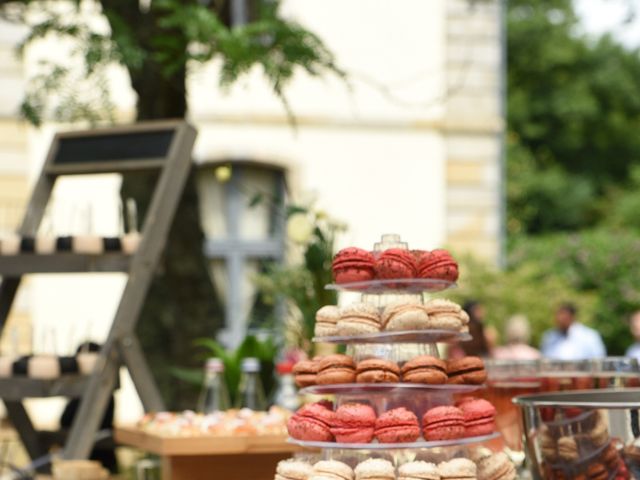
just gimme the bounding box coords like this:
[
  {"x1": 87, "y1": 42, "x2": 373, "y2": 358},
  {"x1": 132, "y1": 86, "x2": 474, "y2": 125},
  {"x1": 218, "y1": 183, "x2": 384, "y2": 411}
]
[{"x1": 53, "y1": 129, "x2": 175, "y2": 165}]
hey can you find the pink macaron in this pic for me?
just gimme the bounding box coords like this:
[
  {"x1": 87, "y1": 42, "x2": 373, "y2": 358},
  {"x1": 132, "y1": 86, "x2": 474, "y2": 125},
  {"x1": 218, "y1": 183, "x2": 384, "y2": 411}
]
[
  {"x1": 375, "y1": 249, "x2": 418, "y2": 281},
  {"x1": 330, "y1": 403, "x2": 377, "y2": 443},
  {"x1": 416, "y1": 249, "x2": 459, "y2": 282},
  {"x1": 457, "y1": 398, "x2": 496, "y2": 437},
  {"x1": 287, "y1": 402, "x2": 335, "y2": 442},
  {"x1": 332, "y1": 247, "x2": 376, "y2": 284},
  {"x1": 374, "y1": 407, "x2": 421, "y2": 443},
  {"x1": 422, "y1": 405, "x2": 466, "y2": 441}
]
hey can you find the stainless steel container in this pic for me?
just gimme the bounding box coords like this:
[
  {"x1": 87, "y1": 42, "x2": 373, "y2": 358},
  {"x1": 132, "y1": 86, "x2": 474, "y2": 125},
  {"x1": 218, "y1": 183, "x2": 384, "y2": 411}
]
[{"x1": 514, "y1": 389, "x2": 640, "y2": 479}]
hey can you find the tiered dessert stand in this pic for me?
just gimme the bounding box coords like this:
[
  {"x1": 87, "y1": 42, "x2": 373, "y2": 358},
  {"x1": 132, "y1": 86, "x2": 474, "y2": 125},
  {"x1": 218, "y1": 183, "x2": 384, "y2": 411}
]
[{"x1": 286, "y1": 235, "x2": 502, "y2": 470}]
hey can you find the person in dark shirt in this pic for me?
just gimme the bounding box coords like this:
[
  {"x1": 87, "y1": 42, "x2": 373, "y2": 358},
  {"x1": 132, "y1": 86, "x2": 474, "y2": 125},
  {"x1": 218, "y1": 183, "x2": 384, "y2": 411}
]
[{"x1": 448, "y1": 300, "x2": 494, "y2": 359}]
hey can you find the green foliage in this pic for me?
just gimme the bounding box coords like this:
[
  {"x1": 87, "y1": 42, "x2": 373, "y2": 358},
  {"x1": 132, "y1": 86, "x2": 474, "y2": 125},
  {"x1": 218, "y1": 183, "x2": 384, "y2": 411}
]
[
  {"x1": 451, "y1": 254, "x2": 596, "y2": 349},
  {"x1": 509, "y1": 230, "x2": 640, "y2": 354},
  {"x1": 456, "y1": 229, "x2": 640, "y2": 355},
  {"x1": 507, "y1": 0, "x2": 640, "y2": 235},
  {"x1": 600, "y1": 165, "x2": 640, "y2": 231},
  {"x1": 507, "y1": 140, "x2": 595, "y2": 234},
  {"x1": 171, "y1": 334, "x2": 279, "y2": 404},
  {"x1": 253, "y1": 203, "x2": 345, "y2": 354},
  {"x1": 2, "y1": 0, "x2": 344, "y2": 125},
  {"x1": 504, "y1": 0, "x2": 640, "y2": 355},
  {"x1": 6, "y1": 4, "x2": 117, "y2": 126}
]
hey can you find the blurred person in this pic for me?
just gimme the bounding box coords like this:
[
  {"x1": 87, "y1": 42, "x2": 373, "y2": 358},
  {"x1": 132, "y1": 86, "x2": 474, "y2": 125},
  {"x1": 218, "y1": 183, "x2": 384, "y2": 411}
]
[
  {"x1": 540, "y1": 303, "x2": 606, "y2": 360},
  {"x1": 448, "y1": 300, "x2": 494, "y2": 359},
  {"x1": 60, "y1": 342, "x2": 117, "y2": 472},
  {"x1": 626, "y1": 310, "x2": 640, "y2": 359},
  {"x1": 492, "y1": 314, "x2": 541, "y2": 360}
]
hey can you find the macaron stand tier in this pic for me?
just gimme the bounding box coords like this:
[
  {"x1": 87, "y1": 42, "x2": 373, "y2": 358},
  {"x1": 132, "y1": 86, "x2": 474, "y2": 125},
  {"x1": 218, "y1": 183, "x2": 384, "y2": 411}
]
[{"x1": 277, "y1": 235, "x2": 511, "y2": 480}]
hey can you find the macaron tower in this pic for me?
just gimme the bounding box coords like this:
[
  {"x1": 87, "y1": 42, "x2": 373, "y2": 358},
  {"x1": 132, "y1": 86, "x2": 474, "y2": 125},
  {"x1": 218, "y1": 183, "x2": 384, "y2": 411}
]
[{"x1": 279, "y1": 234, "x2": 506, "y2": 480}]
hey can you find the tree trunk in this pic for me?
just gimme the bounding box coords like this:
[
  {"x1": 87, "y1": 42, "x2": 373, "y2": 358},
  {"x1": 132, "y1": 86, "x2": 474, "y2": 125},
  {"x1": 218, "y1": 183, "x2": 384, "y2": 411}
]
[{"x1": 123, "y1": 63, "x2": 222, "y2": 409}]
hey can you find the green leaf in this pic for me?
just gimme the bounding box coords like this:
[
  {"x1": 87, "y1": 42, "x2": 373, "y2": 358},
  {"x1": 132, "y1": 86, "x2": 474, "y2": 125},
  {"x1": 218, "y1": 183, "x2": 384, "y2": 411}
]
[
  {"x1": 170, "y1": 367, "x2": 204, "y2": 386},
  {"x1": 249, "y1": 193, "x2": 264, "y2": 207}
]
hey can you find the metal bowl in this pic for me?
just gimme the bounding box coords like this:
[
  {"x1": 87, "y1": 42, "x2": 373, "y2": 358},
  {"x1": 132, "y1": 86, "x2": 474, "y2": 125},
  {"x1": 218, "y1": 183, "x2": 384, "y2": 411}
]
[
  {"x1": 514, "y1": 389, "x2": 640, "y2": 479},
  {"x1": 482, "y1": 358, "x2": 640, "y2": 454}
]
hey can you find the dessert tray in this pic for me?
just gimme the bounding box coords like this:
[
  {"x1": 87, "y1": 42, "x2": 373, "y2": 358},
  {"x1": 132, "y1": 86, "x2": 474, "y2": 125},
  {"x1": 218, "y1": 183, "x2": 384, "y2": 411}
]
[
  {"x1": 287, "y1": 432, "x2": 501, "y2": 450},
  {"x1": 325, "y1": 278, "x2": 456, "y2": 294},
  {"x1": 276, "y1": 235, "x2": 507, "y2": 480},
  {"x1": 300, "y1": 383, "x2": 482, "y2": 395},
  {"x1": 514, "y1": 389, "x2": 640, "y2": 479},
  {"x1": 313, "y1": 329, "x2": 471, "y2": 344}
]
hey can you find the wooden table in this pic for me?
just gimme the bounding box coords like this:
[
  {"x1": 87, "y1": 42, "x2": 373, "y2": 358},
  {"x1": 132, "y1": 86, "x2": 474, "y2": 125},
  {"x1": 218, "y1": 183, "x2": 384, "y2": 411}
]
[{"x1": 115, "y1": 427, "x2": 302, "y2": 480}]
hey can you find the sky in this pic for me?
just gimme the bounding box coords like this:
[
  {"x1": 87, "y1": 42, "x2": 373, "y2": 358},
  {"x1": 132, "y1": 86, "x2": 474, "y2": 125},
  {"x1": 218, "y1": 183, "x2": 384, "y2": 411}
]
[{"x1": 576, "y1": 0, "x2": 640, "y2": 47}]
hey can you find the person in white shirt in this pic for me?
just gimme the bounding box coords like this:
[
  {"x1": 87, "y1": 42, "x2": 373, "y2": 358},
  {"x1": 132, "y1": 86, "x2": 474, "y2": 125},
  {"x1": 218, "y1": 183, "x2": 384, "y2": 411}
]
[
  {"x1": 626, "y1": 310, "x2": 640, "y2": 359},
  {"x1": 540, "y1": 303, "x2": 606, "y2": 360}
]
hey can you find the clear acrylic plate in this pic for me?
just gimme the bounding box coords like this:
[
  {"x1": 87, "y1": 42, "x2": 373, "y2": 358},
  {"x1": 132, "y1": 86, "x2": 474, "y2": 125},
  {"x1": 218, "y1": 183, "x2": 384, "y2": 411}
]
[
  {"x1": 313, "y1": 330, "x2": 471, "y2": 344},
  {"x1": 326, "y1": 278, "x2": 456, "y2": 294},
  {"x1": 287, "y1": 432, "x2": 500, "y2": 450},
  {"x1": 300, "y1": 383, "x2": 482, "y2": 395}
]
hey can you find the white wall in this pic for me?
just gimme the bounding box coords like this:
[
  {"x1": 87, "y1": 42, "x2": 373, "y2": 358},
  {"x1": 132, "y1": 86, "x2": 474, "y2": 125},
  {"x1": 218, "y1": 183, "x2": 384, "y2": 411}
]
[
  {"x1": 191, "y1": 0, "x2": 448, "y2": 249},
  {"x1": 194, "y1": 124, "x2": 447, "y2": 250},
  {"x1": 191, "y1": 0, "x2": 446, "y2": 122}
]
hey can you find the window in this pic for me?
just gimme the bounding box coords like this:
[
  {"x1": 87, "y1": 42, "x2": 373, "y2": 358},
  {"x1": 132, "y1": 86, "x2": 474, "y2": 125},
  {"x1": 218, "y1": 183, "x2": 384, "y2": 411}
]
[
  {"x1": 197, "y1": 161, "x2": 286, "y2": 347},
  {"x1": 203, "y1": 0, "x2": 270, "y2": 27}
]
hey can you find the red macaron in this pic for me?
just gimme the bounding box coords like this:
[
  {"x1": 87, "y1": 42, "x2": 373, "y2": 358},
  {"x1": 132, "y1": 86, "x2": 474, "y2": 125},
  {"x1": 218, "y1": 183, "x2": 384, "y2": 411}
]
[
  {"x1": 457, "y1": 398, "x2": 496, "y2": 438},
  {"x1": 416, "y1": 249, "x2": 459, "y2": 282},
  {"x1": 422, "y1": 406, "x2": 466, "y2": 441},
  {"x1": 330, "y1": 403, "x2": 377, "y2": 443},
  {"x1": 287, "y1": 401, "x2": 335, "y2": 442},
  {"x1": 332, "y1": 247, "x2": 376, "y2": 284},
  {"x1": 375, "y1": 248, "x2": 417, "y2": 280},
  {"x1": 374, "y1": 407, "x2": 421, "y2": 443}
]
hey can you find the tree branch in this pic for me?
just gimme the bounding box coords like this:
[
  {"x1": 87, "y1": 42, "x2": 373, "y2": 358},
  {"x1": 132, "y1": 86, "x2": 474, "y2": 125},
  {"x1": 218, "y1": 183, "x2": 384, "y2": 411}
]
[{"x1": 98, "y1": 0, "x2": 142, "y2": 27}]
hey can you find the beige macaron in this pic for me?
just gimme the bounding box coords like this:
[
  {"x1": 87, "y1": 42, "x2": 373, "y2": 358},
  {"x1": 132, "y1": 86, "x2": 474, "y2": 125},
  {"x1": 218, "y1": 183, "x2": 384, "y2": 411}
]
[
  {"x1": 315, "y1": 305, "x2": 341, "y2": 337},
  {"x1": 557, "y1": 435, "x2": 579, "y2": 461},
  {"x1": 590, "y1": 411, "x2": 610, "y2": 446},
  {"x1": 438, "y1": 458, "x2": 476, "y2": 480},
  {"x1": 423, "y1": 299, "x2": 464, "y2": 331},
  {"x1": 312, "y1": 460, "x2": 354, "y2": 480},
  {"x1": 276, "y1": 459, "x2": 314, "y2": 480},
  {"x1": 337, "y1": 303, "x2": 381, "y2": 336},
  {"x1": 539, "y1": 425, "x2": 558, "y2": 461},
  {"x1": 381, "y1": 303, "x2": 430, "y2": 331},
  {"x1": 423, "y1": 299, "x2": 461, "y2": 314},
  {"x1": 398, "y1": 461, "x2": 440, "y2": 480},
  {"x1": 354, "y1": 458, "x2": 395, "y2": 480},
  {"x1": 477, "y1": 452, "x2": 516, "y2": 480}
]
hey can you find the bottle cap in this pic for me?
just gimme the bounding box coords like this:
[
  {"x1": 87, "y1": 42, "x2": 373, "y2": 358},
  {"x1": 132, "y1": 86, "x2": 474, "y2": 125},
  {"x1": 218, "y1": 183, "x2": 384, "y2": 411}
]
[
  {"x1": 241, "y1": 357, "x2": 261, "y2": 373},
  {"x1": 276, "y1": 361, "x2": 294, "y2": 374},
  {"x1": 205, "y1": 358, "x2": 224, "y2": 373}
]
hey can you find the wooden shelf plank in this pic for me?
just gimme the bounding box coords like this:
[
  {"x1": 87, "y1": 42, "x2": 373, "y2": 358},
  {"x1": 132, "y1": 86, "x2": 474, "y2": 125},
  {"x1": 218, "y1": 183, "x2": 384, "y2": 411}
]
[
  {"x1": 0, "y1": 376, "x2": 89, "y2": 400},
  {"x1": 114, "y1": 427, "x2": 301, "y2": 456},
  {"x1": 0, "y1": 254, "x2": 131, "y2": 275}
]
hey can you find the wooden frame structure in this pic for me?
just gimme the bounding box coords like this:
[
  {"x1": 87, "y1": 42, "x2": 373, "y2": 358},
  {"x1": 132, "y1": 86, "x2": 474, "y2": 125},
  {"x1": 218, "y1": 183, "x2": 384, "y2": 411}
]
[{"x1": 0, "y1": 120, "x2": 197, "y2": 467}]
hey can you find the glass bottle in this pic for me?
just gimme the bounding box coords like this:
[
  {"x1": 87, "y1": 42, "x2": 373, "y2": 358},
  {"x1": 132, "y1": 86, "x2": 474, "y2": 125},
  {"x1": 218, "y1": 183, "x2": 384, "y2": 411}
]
[
  {"x1": 236, "y1": 357, "x2": 267, "y2": 410},
  {"x1": 197, "y1": 358, "x2": 230, "y2": 414},
  {"x1": 272, "y1": 362, "x2": 300, "y2": 411}
]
